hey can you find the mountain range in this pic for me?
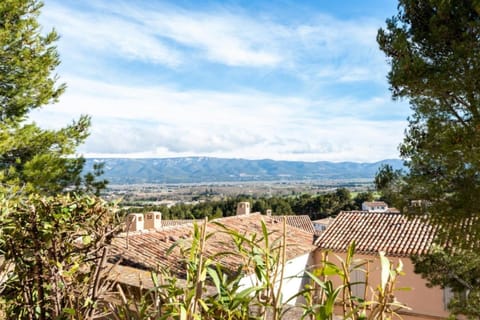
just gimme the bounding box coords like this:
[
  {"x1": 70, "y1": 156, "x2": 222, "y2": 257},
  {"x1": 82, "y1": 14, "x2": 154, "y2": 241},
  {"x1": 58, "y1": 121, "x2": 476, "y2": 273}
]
[{"x1": 83, "y1": 157, "x2": 404, "y2": 184}]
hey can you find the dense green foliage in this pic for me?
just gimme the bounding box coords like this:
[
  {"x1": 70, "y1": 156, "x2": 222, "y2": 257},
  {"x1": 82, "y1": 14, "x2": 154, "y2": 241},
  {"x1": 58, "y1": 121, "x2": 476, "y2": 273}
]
[
  {"x1": 122, "y1": 188, "x2": 371, "y2": 220},
  {"x1": 0, "y1": 2, "x2": 115, "y2": 319},
  {"x1": 377, "y1": 0, "x2": 480, "y2": 246},
  {"x1": 373, "y1": 164, "x2": 403, "y2": 206},
  {"x1": 0, "y1": 193, "x2": 120, "y2": 319},
  {"x1": 0, "y1": 0, "x2": 106, "y2": 194},
  {"x1": 378, "y1": 0, "x2": 480, "y2": 316}
]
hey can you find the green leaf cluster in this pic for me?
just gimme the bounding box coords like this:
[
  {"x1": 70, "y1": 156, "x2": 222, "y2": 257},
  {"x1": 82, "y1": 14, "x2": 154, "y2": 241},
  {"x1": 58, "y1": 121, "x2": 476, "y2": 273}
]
[
  {"x1": 109, "y1": 225, "x2": 410, "y2": 320},
  {"x1": 378, "y1": 0, "x2": 480, "y2": 246},
  {"x1": 377, "y1": 1, "x2": 480, "y2": 316},
  {"x1": 0, "y1": 192, "x2": 120, "y2": 319},
  {"x1": 0, "y1": 0, "x2": 106, "y2": 195}
]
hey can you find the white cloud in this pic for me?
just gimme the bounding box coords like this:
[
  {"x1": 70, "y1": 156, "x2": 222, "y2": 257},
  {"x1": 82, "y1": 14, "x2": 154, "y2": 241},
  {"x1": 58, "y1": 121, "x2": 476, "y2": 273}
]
[
  {"x1": 292, "y1": 15, "x2": 387, "y2": 83},
  {"x1": 42, "y1": 1, "x2": 387, "y2": 81},
  {"x1": 33, "y1": 1, "x2": 407, "y2": 163},
  {"x1": 42, "y1": 6, "x2": 182, "y2": 67},
  {"x1": 142, "y1": 11, "x2": 283, "y2": 67},
  {"x1": 30, "y1": 76, "x2": 406, "y2": 162},
  {"x1": 42, "y1": 1, "x2": 281, "y2": 68}
]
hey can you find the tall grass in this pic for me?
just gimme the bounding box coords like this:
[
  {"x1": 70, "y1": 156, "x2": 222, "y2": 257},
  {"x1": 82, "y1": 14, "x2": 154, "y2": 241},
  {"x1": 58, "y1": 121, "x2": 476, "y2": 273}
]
[{"x1": 106, "y1": 218, "x2": 409, "y2": 319}]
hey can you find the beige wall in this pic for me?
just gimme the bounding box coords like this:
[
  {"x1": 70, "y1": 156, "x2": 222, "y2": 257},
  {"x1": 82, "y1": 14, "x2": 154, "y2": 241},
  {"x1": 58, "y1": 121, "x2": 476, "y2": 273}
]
[{"x1": 313, "y1": 250, "x2": 450, "y2": 319}]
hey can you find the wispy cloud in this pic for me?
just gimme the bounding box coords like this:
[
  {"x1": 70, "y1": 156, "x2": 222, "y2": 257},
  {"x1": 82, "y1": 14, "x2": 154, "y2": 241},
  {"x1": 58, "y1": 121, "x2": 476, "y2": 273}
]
[
  {"x1": 42, "y1": 1, "x2": 387, "y2": 82},
  {"x1": 43, "y1": 5, "x2": 182, "y2": 67},
  {"x1": 31, "y1": 76, "x2": 407, "y2": 162},
  {"x1": 140, "y1": 10, "x2": 283, "y2": 67},
  {"x1": 35, "y1": 0, "x2": 407, "y2": 162}
]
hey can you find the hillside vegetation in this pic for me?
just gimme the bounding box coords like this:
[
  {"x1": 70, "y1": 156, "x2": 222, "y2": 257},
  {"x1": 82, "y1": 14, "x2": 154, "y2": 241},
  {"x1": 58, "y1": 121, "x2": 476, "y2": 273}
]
[{"x1": 84, "y1": 158, "x2": 404, "y2": 184}]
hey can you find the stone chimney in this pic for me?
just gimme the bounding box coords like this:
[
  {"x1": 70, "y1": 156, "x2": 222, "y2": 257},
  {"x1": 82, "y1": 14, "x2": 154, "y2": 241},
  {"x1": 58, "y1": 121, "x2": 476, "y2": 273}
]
[
  {"x1": 236, "y1": 202, "x2": 251, "y2": 215},
  {"x1": 144, "y1": 211, "x2": 162, "y2": 230},
  {"x1": 126, "y1": 213, "x2": 144, "y2": 232}
]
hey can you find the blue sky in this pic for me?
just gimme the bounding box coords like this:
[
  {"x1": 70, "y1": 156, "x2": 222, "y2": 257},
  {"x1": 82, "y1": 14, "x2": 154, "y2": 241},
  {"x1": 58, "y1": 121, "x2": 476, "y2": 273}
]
[{"x1": 32, "y1": 0, "x2": 410, "y2": 162}]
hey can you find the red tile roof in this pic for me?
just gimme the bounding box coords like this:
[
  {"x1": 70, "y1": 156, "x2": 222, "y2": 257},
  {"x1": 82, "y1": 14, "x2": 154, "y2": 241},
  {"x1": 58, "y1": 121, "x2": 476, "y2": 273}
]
[
  {"x1": 272, "y1": 215, "x2": 315, "y2": 234},
  {"x1": 158, "y1": 216, "x2": 315, "y2": 234},
  {"x1": 108, "y1": 264, "x2": 217, "y2": 294},
  {"x1": 315, "y1": 211, "x2": 437, "y2": 257},
  {"x1": 111, "y1": 213, "x2": 316, "y2": 276},
  {"x1": 161, "y1": 219, "x2": 202, "y2": 228}
]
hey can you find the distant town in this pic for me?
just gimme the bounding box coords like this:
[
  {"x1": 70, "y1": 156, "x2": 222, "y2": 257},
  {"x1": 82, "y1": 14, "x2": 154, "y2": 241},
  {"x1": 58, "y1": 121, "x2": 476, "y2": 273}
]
[{"x1": 106, "y1": 179, "x2": 373, "y2": 205}]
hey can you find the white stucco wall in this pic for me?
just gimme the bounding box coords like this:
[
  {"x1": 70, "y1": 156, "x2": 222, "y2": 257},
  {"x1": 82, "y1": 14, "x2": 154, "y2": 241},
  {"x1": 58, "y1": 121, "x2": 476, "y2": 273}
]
[
  {"x1": 238, "y1": 252, "x2": 314, "y2": 305},
  {"x1": 361, "y1": 203, "x2": 388, "y2": 212}
]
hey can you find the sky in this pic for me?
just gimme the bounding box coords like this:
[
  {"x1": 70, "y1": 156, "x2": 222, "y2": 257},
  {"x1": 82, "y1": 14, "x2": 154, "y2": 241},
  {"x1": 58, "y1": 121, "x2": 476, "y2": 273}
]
[{"x1": 32, "y1": 0, "x2": 411, "y2": 162}]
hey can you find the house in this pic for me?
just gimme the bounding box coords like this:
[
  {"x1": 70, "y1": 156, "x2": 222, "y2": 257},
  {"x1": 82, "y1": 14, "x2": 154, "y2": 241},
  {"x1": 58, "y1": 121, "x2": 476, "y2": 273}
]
[
  {"x1": 314, "y1": 210, "x2": 450, "y2": 320},
  {"x1": 111, "y1": 204, "x2": 318, "y2": 306},
  {"x1": 361, "y1": 201, "x2": 389, "y2": 212},
  {"x1": 125, "y1": 201, "x2": 315, "y2": 235},
  {"x1": 125, "y1": 211, "x2": 202, "y2": 232},
  {"x1": 312, "y1": 217, "x2": 334, "y2": 234}
]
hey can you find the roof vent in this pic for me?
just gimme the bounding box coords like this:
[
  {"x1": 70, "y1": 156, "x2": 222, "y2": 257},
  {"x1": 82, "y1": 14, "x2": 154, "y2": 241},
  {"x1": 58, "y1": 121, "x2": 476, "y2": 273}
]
[
  {"x1": 236, "y1": 202, "x2": 251, "y2": 215},
  {"x1": 144, "y1": 211, "x2": 162, "y2": 230},
  {"x1": 126, "y1": 213, "x2": 144, "y2": 232}
]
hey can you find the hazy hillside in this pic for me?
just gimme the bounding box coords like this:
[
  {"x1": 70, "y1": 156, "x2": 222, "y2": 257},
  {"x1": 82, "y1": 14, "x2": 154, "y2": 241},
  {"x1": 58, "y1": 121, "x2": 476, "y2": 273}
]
[{"x1": 83, "y1": 157, "x2": 404, "y2": 184}]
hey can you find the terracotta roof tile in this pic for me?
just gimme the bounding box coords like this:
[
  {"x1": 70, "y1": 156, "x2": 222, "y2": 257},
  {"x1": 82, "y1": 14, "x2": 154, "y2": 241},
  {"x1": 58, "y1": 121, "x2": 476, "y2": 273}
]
[
  {"x1": 315, "y1": 211, "x2": 437, "y2": 257},
  {"x1": 111, "y1": 213, "x2": 316, "y2": 277},
  {"x1": 272, "y1": 215, "x2": 315, "y2": 234},
  {"x1": 161, "y1": 219, "x2": 202, "y2": 228},
  {"x1": 108, "y1": 264, "x2": 217, "y2": 295}
]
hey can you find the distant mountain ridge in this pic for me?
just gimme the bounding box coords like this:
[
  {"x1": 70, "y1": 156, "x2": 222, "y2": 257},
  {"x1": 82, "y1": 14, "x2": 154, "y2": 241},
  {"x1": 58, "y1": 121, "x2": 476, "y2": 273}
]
[{"x1": 84, "y1": 157, "x2": 404, "y2": 184}]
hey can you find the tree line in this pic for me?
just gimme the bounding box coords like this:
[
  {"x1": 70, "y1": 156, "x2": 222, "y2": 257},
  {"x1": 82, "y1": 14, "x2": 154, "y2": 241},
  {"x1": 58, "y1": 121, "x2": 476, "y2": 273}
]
[{"x1": 121, "y1": 188, "x2": 376, "y2": 220}]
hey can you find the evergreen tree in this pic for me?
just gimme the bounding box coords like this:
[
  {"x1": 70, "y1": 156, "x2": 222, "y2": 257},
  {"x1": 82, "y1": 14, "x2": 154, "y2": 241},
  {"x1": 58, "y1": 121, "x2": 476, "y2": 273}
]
[
  {"x1": 378, "y1": 0, "x2": 480, "y2": 247},
  {"x1": 353, "y1": 191, "x2": 375, "y2": 210},
  {"x1": 374, "y1": 164, "x2": 403, "y2": 206},
  {"x1": 0, "y1": 0, "x2": 105, "y2": 194},
  {"x1": 378, "y1": 0, "x2": 480, "y2": 316}
]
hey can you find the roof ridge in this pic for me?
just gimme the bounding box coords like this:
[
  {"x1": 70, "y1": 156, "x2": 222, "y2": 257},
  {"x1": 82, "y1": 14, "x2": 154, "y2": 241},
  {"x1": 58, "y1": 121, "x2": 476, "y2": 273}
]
[
  {"x1": 210, "y1": 212, "x2": 263, "y2": 223},
  {"x1": 339, "y1": 210, "x2": 402, "y2": 215}
]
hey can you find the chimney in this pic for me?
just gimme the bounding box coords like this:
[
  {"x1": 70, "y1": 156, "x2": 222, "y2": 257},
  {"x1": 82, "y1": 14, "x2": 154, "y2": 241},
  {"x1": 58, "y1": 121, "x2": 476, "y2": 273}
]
[
  {"x1": 144, "y1": 211, "x2": 162, "y2": 230},
  {"x1": 236, "y1": 202, "x2": 251, "y2": 215},
  {"x1": 126, "y1": 213, "x2": 144, "y2": 232},
  {"x1": 266, "y1": 209, "x2": 272, "y2": 217}
]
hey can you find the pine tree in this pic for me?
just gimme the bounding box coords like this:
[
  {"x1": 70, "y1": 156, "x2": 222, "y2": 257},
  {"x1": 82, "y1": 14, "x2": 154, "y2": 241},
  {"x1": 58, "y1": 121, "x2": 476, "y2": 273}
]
[
  {"x1": 378, "y1": 0, "x2": 480, "y2": 247},
  {"x1": 377, "y1": 1, "x2": 480, "y2": 316},
  {"x1": 0, "y1": 0, "x2": 105, "y2": 194}
]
